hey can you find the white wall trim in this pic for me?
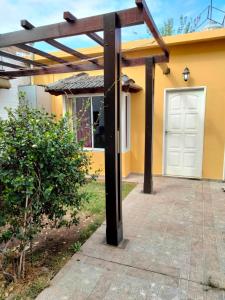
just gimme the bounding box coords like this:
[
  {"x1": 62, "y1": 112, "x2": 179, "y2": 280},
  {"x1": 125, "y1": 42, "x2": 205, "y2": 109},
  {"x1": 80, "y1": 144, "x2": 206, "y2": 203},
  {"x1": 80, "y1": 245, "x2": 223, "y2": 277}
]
[{"x1": 162, "y1": 86, "x2": 207, "y2": 178}]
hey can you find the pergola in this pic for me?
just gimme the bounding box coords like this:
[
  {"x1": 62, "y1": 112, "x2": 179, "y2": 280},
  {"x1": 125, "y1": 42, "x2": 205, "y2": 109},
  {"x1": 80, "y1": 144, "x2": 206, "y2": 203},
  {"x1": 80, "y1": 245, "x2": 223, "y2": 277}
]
[{"x1": 0, "y1": 0, "x2": 169, "y2": 246}]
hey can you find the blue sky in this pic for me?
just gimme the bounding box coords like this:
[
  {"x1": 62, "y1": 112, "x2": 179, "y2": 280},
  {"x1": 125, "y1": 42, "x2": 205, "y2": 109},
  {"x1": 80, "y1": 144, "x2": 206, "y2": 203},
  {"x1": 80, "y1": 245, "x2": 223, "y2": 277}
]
[{"x1": 0, "y1": 0, "x2": 224, "y2": 51}]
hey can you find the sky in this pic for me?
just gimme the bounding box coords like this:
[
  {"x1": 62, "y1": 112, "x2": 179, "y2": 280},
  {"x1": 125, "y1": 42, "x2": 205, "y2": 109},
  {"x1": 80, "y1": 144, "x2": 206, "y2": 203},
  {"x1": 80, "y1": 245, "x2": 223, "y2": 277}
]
[{"x1": 0, "y1": 0, "x2": 224, "y2": 51}]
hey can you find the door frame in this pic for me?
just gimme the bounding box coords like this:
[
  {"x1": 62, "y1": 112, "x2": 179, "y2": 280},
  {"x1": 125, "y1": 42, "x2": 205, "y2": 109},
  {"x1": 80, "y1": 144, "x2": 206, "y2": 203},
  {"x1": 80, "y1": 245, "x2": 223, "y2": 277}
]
[{"x1": 162, "y1": 86, "x2": 207, "y2": 178}]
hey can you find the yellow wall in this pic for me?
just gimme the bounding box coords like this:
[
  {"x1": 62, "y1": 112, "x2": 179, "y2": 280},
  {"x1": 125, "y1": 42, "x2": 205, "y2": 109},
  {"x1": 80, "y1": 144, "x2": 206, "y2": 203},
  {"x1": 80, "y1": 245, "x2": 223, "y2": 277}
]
[
  {"x1": 122, "y1": 40, "x2": 225, "y2": 180},
  {"x1": 153, "y1": 41, "x2": 225, "y2": 180},
  {"x1": 86, "y1": 151, "x2": 131, "y2": 178},
  {"x1": 34, "y1": 29, "x2": 225, "y2": 180}
]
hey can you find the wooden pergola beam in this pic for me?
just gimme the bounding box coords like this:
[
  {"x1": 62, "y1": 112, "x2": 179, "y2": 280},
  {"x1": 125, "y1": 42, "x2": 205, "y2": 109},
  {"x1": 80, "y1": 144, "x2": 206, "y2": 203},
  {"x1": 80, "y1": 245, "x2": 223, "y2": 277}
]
[
  {"x1": 63, "y1": 13, "x2": 129, "y2": 67},
  {"x1": 16, "y1": 44, "x2": 69, "y2": 64},
  {"x1": 0, "y1": 60, "x2": 101, "y2": 77},
  {"x1": 158, "y1": 64, "x2": 170, "y2": 75},
  {"x1": 0, "y1": 54, "x2": 168, "y2": 77},
  {"x1": 21, "y1": 20, "x2": 89, "y2": 60},
  {"x1": 86, "y1": 32, "x2": 104, "y2": 46},
  {"x1": 0, "y1": 60, "x2": 25, "y2": 69},
  {"x1": 123, "y1": 54, "x2": 168, "y2": 66},
  {"x1": 0, "y1": 8, "x2": 143, "y2": 48},
  {"x1": 0, "y1": 1, "x2": 171, "y2": 248},
  {"x1": 63, "y1": 11, "x2": 76, "y2": 23},
  {"x1": 20, "y1": 13, "x2": 169, "y2": 73},
  {"x1": 104, "y1": 12, "x2": 123, "y2": 246},
  {"x1": 136, "y1": 0, "x2": 169, "y2": 57},
  {"x1": 21, "y1": 20, "x2": 34, "y2": 30},
  {"x1": 144, "y1": 57, "x2": 155, "y2": 193},
  {"x1": 44, "y1": 39, "x2": 87, "y2": 59},
  {"x1": 126, "y1": 56, "x2": 170, "y2": 74},
  {"x1": 63, "y1": 12, "x2": 104, "y2": 46},
  {"x1": 21, "y1": 19, "x2": 102, "y2": 67},
  {"x1": 0, "y1": 50, "x2": 46, "y2": 67}
]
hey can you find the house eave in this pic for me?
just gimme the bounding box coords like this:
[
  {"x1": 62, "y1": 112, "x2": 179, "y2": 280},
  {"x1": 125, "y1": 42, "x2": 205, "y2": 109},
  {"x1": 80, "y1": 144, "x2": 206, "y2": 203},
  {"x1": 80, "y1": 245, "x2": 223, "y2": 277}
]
[{"x1": 46, "y1": 84, "x2": 142, "y2": 96}]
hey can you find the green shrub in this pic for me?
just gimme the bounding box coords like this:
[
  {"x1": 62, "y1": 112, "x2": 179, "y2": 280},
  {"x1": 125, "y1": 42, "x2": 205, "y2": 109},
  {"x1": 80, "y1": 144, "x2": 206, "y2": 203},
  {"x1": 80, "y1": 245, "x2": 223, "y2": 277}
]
[{"x1": 0, "y1": 105, "x2": 91, "y2": 280}]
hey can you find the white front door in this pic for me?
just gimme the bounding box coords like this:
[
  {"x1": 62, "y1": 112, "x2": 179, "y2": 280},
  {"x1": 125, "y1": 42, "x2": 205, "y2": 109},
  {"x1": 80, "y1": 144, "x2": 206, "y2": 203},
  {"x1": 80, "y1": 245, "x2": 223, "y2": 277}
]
[{"x1": 164, "y1": 88, "x2": 205, "y2": 178}]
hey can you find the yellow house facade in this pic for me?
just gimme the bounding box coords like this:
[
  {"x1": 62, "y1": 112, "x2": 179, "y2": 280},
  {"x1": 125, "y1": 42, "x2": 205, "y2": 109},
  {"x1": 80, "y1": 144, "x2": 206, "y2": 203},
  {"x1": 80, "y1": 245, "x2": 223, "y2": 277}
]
[{"x1": 34, "y1": 28, "x2": 225, "y2": 181}]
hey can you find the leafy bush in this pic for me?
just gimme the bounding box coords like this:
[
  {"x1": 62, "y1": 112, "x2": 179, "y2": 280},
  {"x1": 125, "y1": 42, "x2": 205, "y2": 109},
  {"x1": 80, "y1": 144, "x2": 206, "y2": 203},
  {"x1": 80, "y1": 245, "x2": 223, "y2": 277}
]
[{"x1": 0, "y1": 105, "x2": 91, "y2": 281}]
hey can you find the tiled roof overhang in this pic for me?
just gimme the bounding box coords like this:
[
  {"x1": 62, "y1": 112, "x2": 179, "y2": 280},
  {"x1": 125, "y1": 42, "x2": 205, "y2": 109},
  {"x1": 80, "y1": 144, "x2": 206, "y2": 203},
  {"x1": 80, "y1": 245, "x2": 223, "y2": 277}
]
[{"x1": 45, "y1": 73, "x2": 142, "y2": 95}]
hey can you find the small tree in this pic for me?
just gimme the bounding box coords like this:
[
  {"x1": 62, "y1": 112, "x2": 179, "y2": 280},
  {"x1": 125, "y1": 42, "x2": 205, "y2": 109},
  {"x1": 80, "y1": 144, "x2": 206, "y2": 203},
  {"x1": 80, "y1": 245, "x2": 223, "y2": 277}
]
[
  {"x1": 177, "y1": 15, "x2": 195, "y2": 34},
  {"x1": 159, "y1": 15, "x2": 195, "y2": 36},
  {"x1": 0, "y1": 105, "x2": 91, "y2": 281},
  {"x1": 160, "y1": 18, "x2": 174, "y2": 36}
]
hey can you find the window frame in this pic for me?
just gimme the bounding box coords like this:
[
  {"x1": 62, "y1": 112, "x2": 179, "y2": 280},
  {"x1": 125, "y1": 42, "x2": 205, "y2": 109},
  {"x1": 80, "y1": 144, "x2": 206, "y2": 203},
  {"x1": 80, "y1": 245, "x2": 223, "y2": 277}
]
[
  {"x1": 64, "y1": 93, "x2": 105, "y2": 152},
  {"x1": 63, "y1": 92, "x2": 131, "y2": 153}
]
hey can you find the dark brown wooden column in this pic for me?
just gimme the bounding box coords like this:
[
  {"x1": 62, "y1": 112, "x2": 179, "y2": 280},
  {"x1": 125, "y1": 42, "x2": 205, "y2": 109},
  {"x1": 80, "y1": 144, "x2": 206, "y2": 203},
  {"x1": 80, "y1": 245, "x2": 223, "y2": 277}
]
[
  {"x1": 144, "y1": 57, "x2": 155, "y2": 194},
  {"x1": 104, "y1": 12, "x2": 123, "y2": 246}
]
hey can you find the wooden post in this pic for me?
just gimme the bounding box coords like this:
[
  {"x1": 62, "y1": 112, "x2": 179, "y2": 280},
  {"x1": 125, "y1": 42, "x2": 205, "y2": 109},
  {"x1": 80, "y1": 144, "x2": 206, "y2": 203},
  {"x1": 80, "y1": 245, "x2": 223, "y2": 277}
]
[
  {"x1": 104, "y1": 12, "x2": 123, "y2": 246},
  {"x1": 144, "y1": 57, "x2": 155, "y2": 194}
]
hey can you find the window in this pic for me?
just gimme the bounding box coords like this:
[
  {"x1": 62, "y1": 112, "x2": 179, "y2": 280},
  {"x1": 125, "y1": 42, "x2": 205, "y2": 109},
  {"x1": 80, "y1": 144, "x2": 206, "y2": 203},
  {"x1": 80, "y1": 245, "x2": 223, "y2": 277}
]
[
  {"x1": 65, "y1": 93, "x2": 130, "y2": 151},
  {"x1": 92, "y1": 96, "x2": 105, "y2": 148},
  {"x1": 70, "y1": 95, "x2": 105, "y2": 149}
]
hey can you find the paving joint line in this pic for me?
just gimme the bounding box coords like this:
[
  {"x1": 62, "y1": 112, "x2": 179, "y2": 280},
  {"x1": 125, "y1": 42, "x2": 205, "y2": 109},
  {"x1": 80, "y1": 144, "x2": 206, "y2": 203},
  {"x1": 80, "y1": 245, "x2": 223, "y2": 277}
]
[{"x1": 80, "y1": 252, "x2": 219, "y2": 290}]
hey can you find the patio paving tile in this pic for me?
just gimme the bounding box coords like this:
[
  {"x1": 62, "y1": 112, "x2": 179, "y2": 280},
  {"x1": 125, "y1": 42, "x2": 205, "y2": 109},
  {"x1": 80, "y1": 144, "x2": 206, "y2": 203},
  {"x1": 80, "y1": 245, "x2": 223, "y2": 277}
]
[{"x1": 37, "y1": 177, "x2": 225, "y2": 299}]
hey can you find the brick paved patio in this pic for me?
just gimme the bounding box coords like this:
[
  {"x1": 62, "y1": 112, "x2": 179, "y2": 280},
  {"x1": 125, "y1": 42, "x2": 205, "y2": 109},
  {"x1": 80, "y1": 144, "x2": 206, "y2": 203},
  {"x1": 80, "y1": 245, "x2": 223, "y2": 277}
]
[{"x1": 37, "y1": 177, "x2": 225, "y2": 299}]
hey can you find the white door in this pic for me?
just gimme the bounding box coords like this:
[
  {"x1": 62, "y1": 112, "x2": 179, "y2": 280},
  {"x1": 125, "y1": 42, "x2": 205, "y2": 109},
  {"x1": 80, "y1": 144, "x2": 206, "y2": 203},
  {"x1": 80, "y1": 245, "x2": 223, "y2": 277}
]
[{"x1": 164, "y1": 89, "x2": 205, "y2": 178}]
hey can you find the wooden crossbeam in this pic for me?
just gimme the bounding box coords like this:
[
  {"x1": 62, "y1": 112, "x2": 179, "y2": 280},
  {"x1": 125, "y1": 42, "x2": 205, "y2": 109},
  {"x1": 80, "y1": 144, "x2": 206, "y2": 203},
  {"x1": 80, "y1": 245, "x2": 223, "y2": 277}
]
[
  {"x1": 21, "y1": 19, "x2": 101, "y2": 66},
  {"x1": 63, "y1": 13, "x2": 133, "y2": 66},
  {"x1": 0, "y1": 60, "x2": 25, "y2": 69},
  {"x1": 63, "y1": 11, "x2": 76, "y2": 23},
  {"x1": 21, "y1": 20, "x2": 34, "y2": 30},
  {"x1": 123, "y1": 55, "x2": 170, "y2": 74},
  {"x1": 0, "y1": 60, "x2": 101, "y2": 77},
  {"x1": 0, "y1": 8, "x2": 143, "y2": 48},
  {"x1": 0, "y1": 50, "x2": 46, "y2": 67},
  {"x1": 16, "y1": 44, "x2": 69, "y2": 64},
  {"x1": 136, "y1": 0, "x2": 169, "y2": 57},
  {"x1": 44, "y1": 39, "x2": 87, "y2": 59},
  {"x1": 21, "y1": 20, "x2": 86, "y2": 60},
  {"x1": 86, "y1": 32, "x2": 104, "y2": 46},
  {"x1": 0, "y1": 54, "x2": 168, "y2": 77},
  {"x1": 63, "y1": 12, "x2": 104, "y2": 46},
  {"x1": 123, "y1": 54, "x2": 169, "y2": 66}
]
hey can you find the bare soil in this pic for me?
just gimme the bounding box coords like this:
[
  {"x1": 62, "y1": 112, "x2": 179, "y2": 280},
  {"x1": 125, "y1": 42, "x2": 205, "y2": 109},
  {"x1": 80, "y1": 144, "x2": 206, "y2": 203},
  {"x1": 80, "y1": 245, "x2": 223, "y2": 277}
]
[{"x1": 1, "y1": 213, "x2": 95, "y2": 300}]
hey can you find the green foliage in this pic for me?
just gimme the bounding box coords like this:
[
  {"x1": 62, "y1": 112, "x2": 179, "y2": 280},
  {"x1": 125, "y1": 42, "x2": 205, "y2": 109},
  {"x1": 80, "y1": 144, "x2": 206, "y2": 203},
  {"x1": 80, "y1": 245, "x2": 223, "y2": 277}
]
[
  {"x1": 160, "y1": 18, "x2": 174, "y2": 36},
  {"x1": 0, "y1": 181, "x2": 136, "y2": 299},
  {"x1": 0, "y1": 105, "x2": 91, "y2": 279},
  {"x1": 18, "y1": 90, "x2": 27, "y2": 107},
  {"x1": 177, "y1": 15, "x2": 195, "y2": 34},
  {"x1": 69, "y1": 241, "x2": 81, "y2": 253},
  {"x1": 82, "y1": 181, "x2": 105, "y2": 216},
  {"x1": 159, "y1": 15, "x2": 195, "y2": 36}
]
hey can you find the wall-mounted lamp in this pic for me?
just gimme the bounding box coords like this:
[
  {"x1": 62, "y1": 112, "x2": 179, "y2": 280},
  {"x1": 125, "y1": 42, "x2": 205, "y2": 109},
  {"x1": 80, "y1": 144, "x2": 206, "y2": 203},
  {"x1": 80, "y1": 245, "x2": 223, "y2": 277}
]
[{"x1": 182, "y1": 67, "x2": 190, "y2": 82}]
